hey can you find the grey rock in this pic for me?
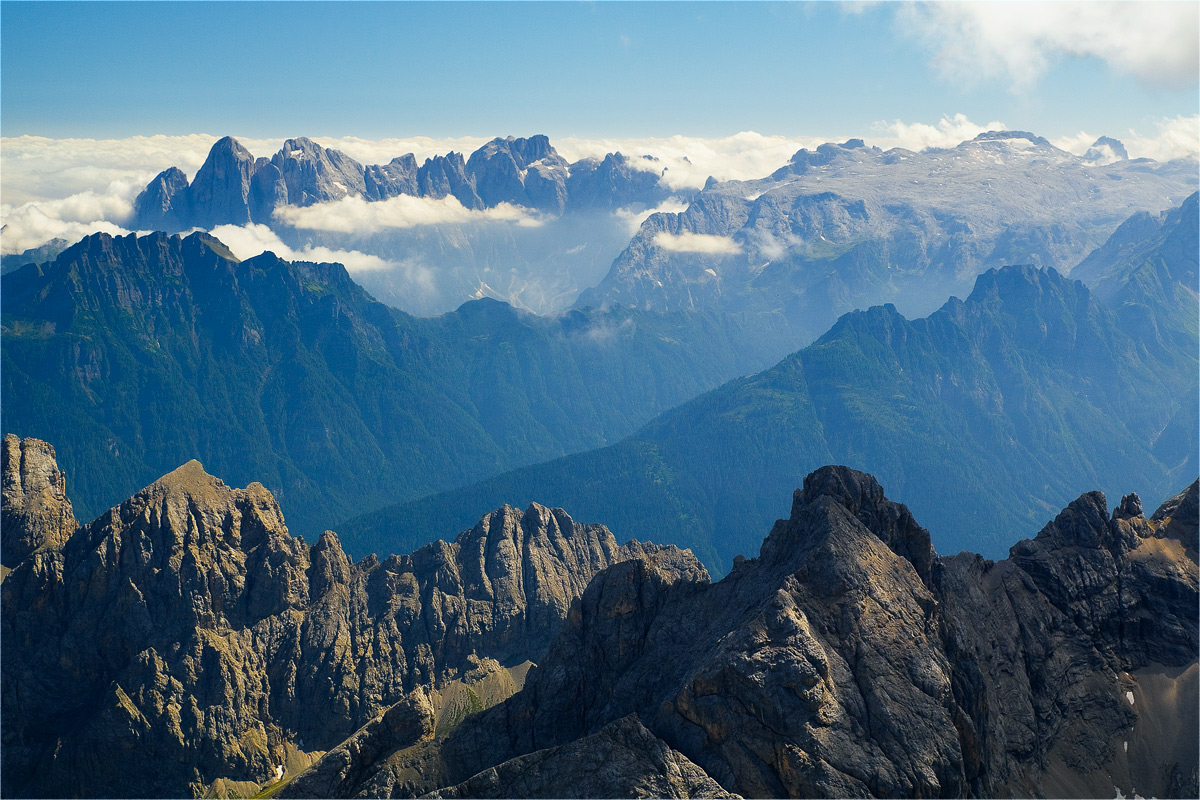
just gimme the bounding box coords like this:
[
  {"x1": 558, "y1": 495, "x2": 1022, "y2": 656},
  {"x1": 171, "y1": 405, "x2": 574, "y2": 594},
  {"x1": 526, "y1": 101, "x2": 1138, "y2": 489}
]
[
  {"x1": 0, "y1": 451, "x2": 701, "y2": 797},
  {"x1": 427, "y1": 715, "x2": 738, "y2": 799},
  {"x1": 321, "y1": 466, "x2": 1196, "y2": 799},
  {"x1": 132, "y1": 166, "x2": 190, "y2": 231},
  {"x1": 565, "y1": 152, "x2": 672, "y2": 212},
  {"x1": 365, "y1": 154, "x2": 420, "y2": 201},
  {"x1": 188, "y1": 136, "x2": 258, "y2": 229},
  {"x1": 466, "y1": 135, "x2": 569, "y2": 214},
  {"x1": 268, "y1": 136, "x2": 368, "y2": 207},
  {"x1": 578, "y1": 130, "x2": 1196, "y2": 342},
  {"x1": 1, "y1": 434, "x2": 76, "y2": 568},
  {"x1": 417, "y1": 152, "x2": 483, "y2": 210}
]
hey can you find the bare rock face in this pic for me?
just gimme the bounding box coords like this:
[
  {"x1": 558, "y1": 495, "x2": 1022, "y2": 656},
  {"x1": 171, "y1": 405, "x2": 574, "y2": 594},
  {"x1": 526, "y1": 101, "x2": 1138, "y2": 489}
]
[
  {"x1": 1, "y1": 434, "x2": 76, "y2": 567},
  {"x1": 428, "y1": 716, "x2": 739, "y2": 799},
  {"x1": 187, "y1": 135, "x2": 257, "y2": 229},
  {"x1": 299, "y1": 467, "x2": 1197, "y2": 799},
  {"x1": 0, "y1": 448, "x2": 699, "y2": 798}
]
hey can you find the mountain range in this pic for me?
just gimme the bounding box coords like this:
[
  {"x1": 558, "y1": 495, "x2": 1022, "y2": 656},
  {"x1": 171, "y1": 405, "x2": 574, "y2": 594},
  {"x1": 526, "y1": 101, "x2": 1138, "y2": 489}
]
[
  {"x1": 119, "y1": 130, "x2": 1197, "y2": 322},
  {"x1": 345, "y1": 193, "x2": 1198, "y2": 571},
  {"x1": 3, "y1": 437, "x2": 1194, "y2": 798},
  {"x1": 0, "y1": 231, "x2": 790, "y2": 535},
  {"x1": 578, "y1": 131, "x2": 1197, "y2": 342},
  {"x1": 133, "y1": 135, "x2": 676, "y2": 232},
  {"x1": 0, "y1": 434, "x2": 701, "y2": 797}
]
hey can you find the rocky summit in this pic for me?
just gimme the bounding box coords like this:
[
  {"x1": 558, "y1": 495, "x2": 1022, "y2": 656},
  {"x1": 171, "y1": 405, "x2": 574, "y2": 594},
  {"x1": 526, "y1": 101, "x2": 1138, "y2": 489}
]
[
  {"x1": 279, "y1": 466, "x2": 1198, "y2": 800},
  {"x1": 131, "y1": 134, "x2": 675, "y2": 232},
  {"x1": 0, "y1": 437, "x2": 700, "y2": 798}
]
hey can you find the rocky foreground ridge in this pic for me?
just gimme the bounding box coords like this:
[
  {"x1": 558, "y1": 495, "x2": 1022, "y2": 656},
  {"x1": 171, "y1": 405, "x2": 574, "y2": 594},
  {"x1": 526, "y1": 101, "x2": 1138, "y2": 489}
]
[
  {"x1": 280, "y1": 468, "x2": 1199, "y2": 800},
  {"x1": 2, "y1": 434, "x2": 1196, "y2": 798},
  {"x1": 0, "y1": 434, "x2": 701, "y2": 797}
]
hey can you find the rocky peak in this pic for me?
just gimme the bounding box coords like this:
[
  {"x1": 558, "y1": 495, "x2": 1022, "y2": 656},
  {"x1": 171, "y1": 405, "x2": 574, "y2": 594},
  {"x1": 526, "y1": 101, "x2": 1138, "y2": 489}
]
[
  {"x1": 1, "y1": 434, "x2": 77, "y2": 568},
  {"x1": 268, "y1": 137, "x2": 367, "y2": 207},
  {"x1": 418, "y1": 151, "x2": 483, "y2": 209},
  {"x1": 188, "y1": 135, "x2": 257, "y2": 228},
  {"x1": 1, "y1": 451, "x2": 704, "y2": 797},
  {"x1": 467, "y1": 135, "x2": 568, "y2": 212},
  {"x1": 1084, "y1": 136, "x2": 1130, "y2": 164},
  {"x1": 363, "y1": 153, "x2": 420, "y2": 200},
  {"x1": 132, "y1": 166, "x2": 191, "y2": 231},
  {"x1": 792, "y1": 465, "x2": 935, "y2": 585},
  {"x1": 970, "y1": 129, "x2": 1054, "y2": 148},
  {"x1": 316, "y1": 470, "x2": 1197, "y2": 800}
]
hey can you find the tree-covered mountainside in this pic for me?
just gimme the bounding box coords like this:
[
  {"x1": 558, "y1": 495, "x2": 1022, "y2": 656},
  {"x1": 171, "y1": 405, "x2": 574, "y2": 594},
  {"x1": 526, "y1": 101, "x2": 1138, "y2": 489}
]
[
  {"x1": 345, "y1": 198, "x2": 1197, "y2": 571},
  {"x1": 1, "y1": 231, "x2": 789, "y2": 535}
]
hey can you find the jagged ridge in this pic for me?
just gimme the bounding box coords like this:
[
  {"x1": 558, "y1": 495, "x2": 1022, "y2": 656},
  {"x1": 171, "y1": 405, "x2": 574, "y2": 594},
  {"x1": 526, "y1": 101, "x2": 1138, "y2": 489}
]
[{"x1": 0, "y1": 436, "x2": 703, "y2": 797}]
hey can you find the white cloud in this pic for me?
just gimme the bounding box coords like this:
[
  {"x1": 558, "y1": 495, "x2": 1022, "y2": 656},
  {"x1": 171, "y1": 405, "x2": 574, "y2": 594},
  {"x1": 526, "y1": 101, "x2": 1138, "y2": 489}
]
[
  {"x1": 554, "y1": 132, "x2": 830, "y2": 190},
  {"x1": 0, "y1": 185, "x2": 139, "y2": 255},
  {"x1": 274, "y1": 194, "x2": 542, "y2": 233},
  {"x1": 874, "y1": 113, "x2": 1008, "y2": 152},
  {"x1": 208, "y1": 223, "x2": 395, "y2": 275},
  {"x1": 613, "y1": 198, "x2": 691, "y2": 236},
  {"x1": 1051, "y1": 115, "x2": 1200, "y2": 162},
  {"x1": 653, "y1": 231, "x2": 742, "y2": 255},
  {"x1": 898, "y1": 1, "x2": 1199, "y2": 90}
]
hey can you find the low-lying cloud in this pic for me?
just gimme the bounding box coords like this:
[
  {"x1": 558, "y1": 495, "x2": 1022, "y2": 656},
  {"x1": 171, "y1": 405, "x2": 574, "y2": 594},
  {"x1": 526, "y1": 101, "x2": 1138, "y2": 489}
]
[
  {"x1": 1051, "y1": 115, "x2": 1200, "y2": 163},
  {"x1": 897, "y1": 1, "x2": 1199, "y2": 90},
  {"x1": 1, "y1": 186, "x2": 137, "y2": 254},
  {"x1": 4, "y1": 118, "x2": 1196, "y2": 257},
  {"x1": 556, "y1": 132, "x2": 829, "y2": 190},
  {"x1": 653, "y1": 231, "x2": 742, "y2": 255},
  {"x1": 274, "y1": 194, "x2": 542, "y2": 233},
  {"x1": 877, "y1": 113, "x2": 1008, "y2": 152},
  {"x1": 614, "y1": 199, "x2": 691, "y2": 236},
  {"x1": 209, "y1": 223, "x2": 395, "y2": 275}
]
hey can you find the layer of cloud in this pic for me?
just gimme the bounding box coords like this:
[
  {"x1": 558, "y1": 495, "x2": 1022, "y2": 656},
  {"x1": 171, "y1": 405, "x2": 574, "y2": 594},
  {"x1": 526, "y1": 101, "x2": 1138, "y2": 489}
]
[
  {"x1": 898, "y1": 1, "x2": 1199, "y2": 90},
  {"x1": 209, "y1": 223, "x2": 393, "y2": 274},
  {"x1": 614, "y1": 199, "x2": 691, "y2": 236},
  {"x1": 555, "y1": 132, "x2": 829, "y2": 190},
  {"x1": 1051, "y1": 115, "x2": 1200, "y2": 162},
  {"x1": 876, "y1": 113, "x2": 1008, "y2": 152},
  {"x1": 274, "y1": 194, "x2": 542, "y2": 233},
  {"x1": 1, "y1": 187, "x2": 137, "y2": 254},
  {"x1": 653, "y1": 232, "x2": 742, "y2": 255}
]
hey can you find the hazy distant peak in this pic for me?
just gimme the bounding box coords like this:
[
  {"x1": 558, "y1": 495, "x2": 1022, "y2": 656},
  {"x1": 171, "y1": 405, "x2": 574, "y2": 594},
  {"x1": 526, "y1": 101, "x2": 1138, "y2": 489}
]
[
  {"x1": 1084, "y1": 135, "x2": 1130, "y2": 165},
  {"x1": 970, "y1": 130, "x2": 1054, "y2": 147}
]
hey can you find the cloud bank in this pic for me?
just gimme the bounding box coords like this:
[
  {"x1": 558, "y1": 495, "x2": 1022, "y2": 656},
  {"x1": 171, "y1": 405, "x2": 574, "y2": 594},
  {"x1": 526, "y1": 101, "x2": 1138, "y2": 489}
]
[
  {"x1": 653, "y1": 232, "x2": 742, "y2": 255},
  {"x1": 877, "y1": 113, "x2": 1009, "y2": 152},
  {"x1": 274, "y1": 194, "x2": 542, "y2": 233},
  {"x1": 207, "y1": 223, "x2": 399, "y2": 275},
  {"x1": 898, "y1": 1, "x2": 1199, "y2": 90},
  {"x1": 4, "y1": 118, "x2": 1196, "y2": 256}
]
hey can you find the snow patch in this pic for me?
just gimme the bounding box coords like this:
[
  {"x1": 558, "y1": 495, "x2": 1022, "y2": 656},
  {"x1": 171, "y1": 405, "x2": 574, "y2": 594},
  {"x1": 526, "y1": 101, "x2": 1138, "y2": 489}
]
[{"x1": 1125, "y1": 690, "x2": 1135, "y2": 706}]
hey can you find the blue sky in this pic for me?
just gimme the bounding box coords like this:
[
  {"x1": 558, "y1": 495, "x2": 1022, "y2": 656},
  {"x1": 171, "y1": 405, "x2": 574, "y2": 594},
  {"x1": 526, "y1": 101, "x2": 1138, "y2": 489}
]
[{"x1": 2, "y1": 1, "x2": 1196, "y2": 141}]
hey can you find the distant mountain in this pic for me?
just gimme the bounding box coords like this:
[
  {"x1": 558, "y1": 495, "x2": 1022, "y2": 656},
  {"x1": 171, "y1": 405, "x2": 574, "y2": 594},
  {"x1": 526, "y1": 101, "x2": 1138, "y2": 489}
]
[
  {"x1": 132, "y1": 134, "x2": 676, "y2": 231},
  {"x1": 576, "y1": 131, "x2": 1197, "y2": 343},
  {"x1": 0, "y1": 236, "x2": 71, "y2": 275},
  {"x1": 1, "y1": 231, "x2": 791, "y2": 535},
  {"x1": 0, "y1": 435, "x2": 702, "y2": 797},
  {"x1": 346, "y1": 207, "x2": 1198, "y2": 571},
  {"x1": 284, "y1": 467, "x2": 1199, "y2": 800},
  {"x1": 127, "y1": 134, "x2": 684, "y2": 317}
]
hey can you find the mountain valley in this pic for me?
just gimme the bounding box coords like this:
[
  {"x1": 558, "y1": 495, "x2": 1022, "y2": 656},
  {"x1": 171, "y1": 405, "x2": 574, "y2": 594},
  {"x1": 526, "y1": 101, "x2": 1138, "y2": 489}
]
[{"x1": 345, "y1": 193, "x2": 1199, "y2": 571}]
